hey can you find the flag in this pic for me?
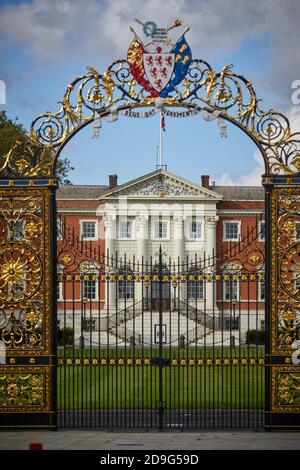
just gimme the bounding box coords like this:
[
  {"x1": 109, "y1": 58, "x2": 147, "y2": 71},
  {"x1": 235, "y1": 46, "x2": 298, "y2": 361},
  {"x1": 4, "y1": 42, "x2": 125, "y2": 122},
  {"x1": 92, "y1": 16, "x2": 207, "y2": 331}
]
[
  {"x1": 160, "y1": 35, "x2": 192, "y2": 98},
  {"x1": 161, "y1": 114, "x2": 166, "y2": 132}
]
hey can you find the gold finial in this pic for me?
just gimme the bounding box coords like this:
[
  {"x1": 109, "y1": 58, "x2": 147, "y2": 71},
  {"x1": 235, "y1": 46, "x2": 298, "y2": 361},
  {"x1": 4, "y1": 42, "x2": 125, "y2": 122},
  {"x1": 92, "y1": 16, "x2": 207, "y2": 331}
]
[{"x1": 168, "y1": 19, "x2": 182, "y2": 31}]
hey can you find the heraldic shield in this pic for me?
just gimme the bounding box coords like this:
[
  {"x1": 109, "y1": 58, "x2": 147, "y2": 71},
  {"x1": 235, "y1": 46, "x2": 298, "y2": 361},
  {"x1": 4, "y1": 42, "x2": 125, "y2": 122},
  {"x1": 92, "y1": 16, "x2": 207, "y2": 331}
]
[
  {"x1": 143, "y1": 53, "x2": 175, "y2": 93},
  {"x1": 127, "y1": 20, "x2": 192, "y2": 98}
]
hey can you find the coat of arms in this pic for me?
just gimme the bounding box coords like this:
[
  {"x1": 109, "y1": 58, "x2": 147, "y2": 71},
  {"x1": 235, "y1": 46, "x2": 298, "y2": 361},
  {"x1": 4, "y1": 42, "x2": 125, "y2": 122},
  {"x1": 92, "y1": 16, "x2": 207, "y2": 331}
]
[{"x1": 127, "y1": 19, "x2": 192, "y2": 98}]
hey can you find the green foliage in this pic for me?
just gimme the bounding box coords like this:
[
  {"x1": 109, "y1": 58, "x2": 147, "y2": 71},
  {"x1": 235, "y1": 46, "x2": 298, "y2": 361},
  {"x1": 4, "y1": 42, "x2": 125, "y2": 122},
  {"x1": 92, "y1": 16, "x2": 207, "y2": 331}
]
[
  {"x1": 57, "y1": 326, "x2": 74, "y2": 346},
  {"x1": 0, "y1": 111, "x2": 74, "y2": 184},
  {"x1": 55, "y1": 157, "x2": 74, "y2": 185},
  {"x1": 0, "y1": 111, "x2": 27, "y2": 156},
  {"x1": 246, "y1": 329, "x2": 265, "y2": 345}
]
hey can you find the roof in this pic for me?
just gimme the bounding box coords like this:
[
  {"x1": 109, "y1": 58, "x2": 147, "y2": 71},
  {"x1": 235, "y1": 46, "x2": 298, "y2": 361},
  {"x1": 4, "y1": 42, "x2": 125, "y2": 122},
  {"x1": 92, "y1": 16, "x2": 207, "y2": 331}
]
[
  {"x1": 211, "y1": 186, "x2": 264, "y2": 200},
  {"x1": 100, "y1": 169, "x2": 223, "y2": 200},
  {"x1": 56, "y1": 185, "x2": 108, "y2": 199},
  {"x1": 56, "y1": 177, "x2": 264, "y2": 201}
]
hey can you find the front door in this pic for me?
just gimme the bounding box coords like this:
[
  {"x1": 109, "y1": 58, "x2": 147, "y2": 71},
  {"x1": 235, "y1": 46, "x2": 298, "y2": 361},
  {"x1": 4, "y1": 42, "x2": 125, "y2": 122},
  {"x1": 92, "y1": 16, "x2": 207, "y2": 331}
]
[{"x1": 151, "y1": 281, "x2": 170, "y2": 310}]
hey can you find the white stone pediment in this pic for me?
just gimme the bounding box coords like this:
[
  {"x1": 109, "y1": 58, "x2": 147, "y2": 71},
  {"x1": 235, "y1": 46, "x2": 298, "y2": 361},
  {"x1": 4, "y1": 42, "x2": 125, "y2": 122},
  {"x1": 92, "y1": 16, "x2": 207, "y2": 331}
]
[{"x1": 102, "y1": 171, "x2": 222, "y2": 200}]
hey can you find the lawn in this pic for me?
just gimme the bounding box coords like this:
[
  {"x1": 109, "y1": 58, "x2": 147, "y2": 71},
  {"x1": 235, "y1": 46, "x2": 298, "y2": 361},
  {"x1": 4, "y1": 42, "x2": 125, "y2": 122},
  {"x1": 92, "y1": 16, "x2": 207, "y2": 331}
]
[{"x1": 57, "y1": 347, "x2": 265, "y2": 410}]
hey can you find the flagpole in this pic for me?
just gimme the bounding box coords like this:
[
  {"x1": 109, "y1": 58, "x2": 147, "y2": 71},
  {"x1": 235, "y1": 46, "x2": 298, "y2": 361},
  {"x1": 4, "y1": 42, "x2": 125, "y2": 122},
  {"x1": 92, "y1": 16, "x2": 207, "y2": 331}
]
[{"x1": 160, "y1": 110, "x2": 163, "y2": 168}]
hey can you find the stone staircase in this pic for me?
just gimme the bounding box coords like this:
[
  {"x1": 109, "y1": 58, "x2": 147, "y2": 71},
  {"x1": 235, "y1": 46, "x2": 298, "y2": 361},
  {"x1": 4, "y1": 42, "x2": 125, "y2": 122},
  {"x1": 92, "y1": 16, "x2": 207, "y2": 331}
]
[
  {"x1": 100, "y1": 299, "x2": 210, "y2": 347},
  {"x1": 100, "y1": 300, "x2": 152, "y2": 346},
  {"x1": 95, "y1": 299, "x2": 238, "y2": 347},
  {"x1": 175, "y1": 298, "x2": 215, "y2": 328},
  {"x1": 105, "y1": 300, "x2": 145, "y2": 326}
]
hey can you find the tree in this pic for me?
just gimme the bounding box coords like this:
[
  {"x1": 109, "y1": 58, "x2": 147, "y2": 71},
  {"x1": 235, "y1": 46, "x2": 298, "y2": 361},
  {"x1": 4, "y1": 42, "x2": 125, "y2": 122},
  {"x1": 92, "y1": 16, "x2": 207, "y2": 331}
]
[
  {"x1": 0, "y1": 111, "x2": 74, "y2": 184},
  {"x1": 55, "y1": 157, "x2": 74, "y2": 185}
]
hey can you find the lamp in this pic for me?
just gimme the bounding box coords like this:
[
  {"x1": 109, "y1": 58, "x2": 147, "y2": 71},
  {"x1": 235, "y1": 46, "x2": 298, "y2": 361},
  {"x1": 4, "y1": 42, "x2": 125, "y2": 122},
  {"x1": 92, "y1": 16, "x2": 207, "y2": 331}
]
[
  {"x1": 172, "y1": 277, "x2": 178, "y2": 311},
  {"x1": 79, "y1": 297, "x2": 88, "y2": 349},
  {"x1": 144, "y1": 280, "x2": 150, "y2": 310},
  {"x1": 231, "y1": 299, "x2": 238, "y2": 349},
  {"x1": 232, "y1": 299, "x2": 237, "y2": 328}
]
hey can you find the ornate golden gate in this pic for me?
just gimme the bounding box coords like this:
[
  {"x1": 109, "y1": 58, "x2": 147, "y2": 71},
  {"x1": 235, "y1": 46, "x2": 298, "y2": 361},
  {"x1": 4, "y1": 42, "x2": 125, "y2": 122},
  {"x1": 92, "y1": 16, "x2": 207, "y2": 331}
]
[{"x1": 0, "y1": 21, "x2": 300, "y2": 429}]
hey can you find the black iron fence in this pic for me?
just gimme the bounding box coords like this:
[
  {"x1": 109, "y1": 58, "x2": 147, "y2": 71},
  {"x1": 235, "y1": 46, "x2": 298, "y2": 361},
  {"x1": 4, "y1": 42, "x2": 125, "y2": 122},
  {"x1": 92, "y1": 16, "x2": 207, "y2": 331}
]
[{"x1": 56, "y1": 249, "x2": 265, "y2": 429}]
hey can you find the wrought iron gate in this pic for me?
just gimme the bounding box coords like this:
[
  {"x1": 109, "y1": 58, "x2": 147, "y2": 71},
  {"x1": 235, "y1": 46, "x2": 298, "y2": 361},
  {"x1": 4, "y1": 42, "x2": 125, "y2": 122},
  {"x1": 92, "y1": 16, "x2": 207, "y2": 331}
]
[
  {"x1": 57, "y1": 224, "x2": 265, "y2": 430},
  {"x1": 2, "y1": 26, "x2": 300, "y2": 428}
]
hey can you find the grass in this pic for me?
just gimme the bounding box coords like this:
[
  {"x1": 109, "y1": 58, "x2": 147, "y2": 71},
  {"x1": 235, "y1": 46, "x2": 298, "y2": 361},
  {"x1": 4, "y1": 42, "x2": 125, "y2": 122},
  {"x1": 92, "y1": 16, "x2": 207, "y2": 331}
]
[
  {"x1": 57, "y1": 346, "x2": 265, "y2": 359},
  {"x1": 57, "y1": 347, "x2": 265, "y2": 410}
]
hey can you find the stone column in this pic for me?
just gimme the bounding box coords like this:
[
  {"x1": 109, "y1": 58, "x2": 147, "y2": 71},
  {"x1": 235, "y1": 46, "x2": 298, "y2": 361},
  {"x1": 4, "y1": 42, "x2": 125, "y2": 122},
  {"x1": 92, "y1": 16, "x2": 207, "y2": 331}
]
[
  {"x1": 205, "y1": 216, "x2": 218, "y2": 311},
  {"x1": 174, "y1": 216, "x2": 184, "y2": 303},
  {"x1": 136, "y1": 215, "x2": 148, "y2": 303},
  {"x1": 104, "y1": 214, "x2": 115, "y2": 309},
  {"x1": 174, "y1": 216, "x2": 184, "y2": 261},
  {"x1": 136, "y1": 215, "x2": 148, "y2": 263}
]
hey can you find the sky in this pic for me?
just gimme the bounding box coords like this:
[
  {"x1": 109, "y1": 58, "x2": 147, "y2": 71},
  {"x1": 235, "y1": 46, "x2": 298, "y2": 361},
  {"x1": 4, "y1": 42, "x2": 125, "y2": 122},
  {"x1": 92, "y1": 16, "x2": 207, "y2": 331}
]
[{"x1": 0, "y1": 0, "x2": 300, "y2": 186}]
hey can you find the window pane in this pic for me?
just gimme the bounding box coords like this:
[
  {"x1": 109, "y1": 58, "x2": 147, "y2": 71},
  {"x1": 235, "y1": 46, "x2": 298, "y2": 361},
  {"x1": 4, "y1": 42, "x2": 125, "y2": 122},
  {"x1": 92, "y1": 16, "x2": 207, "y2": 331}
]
[
  {"x1": 187, "y1": 281, "x2": 204, "y2": 299},
  {"x1": 225, "y1": 223, "x2": 239, "y2": 240},
  {"x1": 118, "y1": 281, "x2": 134, "y2": 299},
  {"x1": 152, "y1": 282, "x2": 170, "y2": 299},
  {"x1": 224, "y1": 280, "x2": 238, "y2": 300},
  {"x1": 155, "y1": 221, "x2": 167, "y2": 239},
  {"x1": 83, "y1": 279, "x2": 96, "y2": 299},
  {"x1": 57, "y1": 219, "x2": 63, "y2": 241},
  {"x1": 82, "y1": 221, "x2": 96, "y2": 239},
  {"x1": 120, "y1": 221, "x2": 132, "y2": 238},
  {"x1": 57, "y1": 282, "x2": 61, "y2": 300},
  {"x1": 260, "y1": 281, "x2": 265, "y2": 300},
  {"x1": 259, "y1": 222, "x2": 265, "y2": 241},
  {"x1": 190, "y1": 222, "x2": 201, "y2": 239}
]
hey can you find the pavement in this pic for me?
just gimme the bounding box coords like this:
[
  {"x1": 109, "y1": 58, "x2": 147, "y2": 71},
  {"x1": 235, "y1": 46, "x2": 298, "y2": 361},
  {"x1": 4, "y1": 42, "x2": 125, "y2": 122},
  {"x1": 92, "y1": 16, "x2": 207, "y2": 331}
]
[{"x1": 0, "y1": 430, "x2": 299, "y2": 450}]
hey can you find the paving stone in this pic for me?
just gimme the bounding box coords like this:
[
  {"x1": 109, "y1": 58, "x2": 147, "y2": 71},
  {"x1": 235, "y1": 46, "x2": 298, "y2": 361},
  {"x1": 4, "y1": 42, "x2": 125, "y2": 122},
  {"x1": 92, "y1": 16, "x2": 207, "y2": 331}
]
[{"x1": 0, "y1": 431, "x2": 300, "y2": 450}]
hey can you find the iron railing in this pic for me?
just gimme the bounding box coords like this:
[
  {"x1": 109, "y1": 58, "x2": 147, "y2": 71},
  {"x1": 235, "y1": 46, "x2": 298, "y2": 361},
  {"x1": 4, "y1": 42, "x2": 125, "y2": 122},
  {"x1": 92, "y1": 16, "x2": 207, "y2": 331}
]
[{"x1": 57, "y1": 251, "x2": 265, "y2": 430}]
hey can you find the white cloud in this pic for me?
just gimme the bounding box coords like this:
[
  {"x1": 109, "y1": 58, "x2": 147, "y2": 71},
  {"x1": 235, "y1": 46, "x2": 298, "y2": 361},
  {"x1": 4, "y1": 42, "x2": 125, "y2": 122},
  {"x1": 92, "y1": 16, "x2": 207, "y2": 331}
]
[
  {"x1": 288, "y1": 105, "x2": 300, "y2": 134},
  {"x1": 215, "y1": 150, "x2": 265, "y2": 186},
  {"x1": 0, "y1": 0, "x2": 299, "y2": 125},
  {"x1": 215, "y1": 103, "x2": 300, "y2": 186},
  {"x1": 0, "y1": 0, "x2": 299, "y2": 110},
  {"x1": 0, "y1": 0, "x2": 261, "y2": 58}
]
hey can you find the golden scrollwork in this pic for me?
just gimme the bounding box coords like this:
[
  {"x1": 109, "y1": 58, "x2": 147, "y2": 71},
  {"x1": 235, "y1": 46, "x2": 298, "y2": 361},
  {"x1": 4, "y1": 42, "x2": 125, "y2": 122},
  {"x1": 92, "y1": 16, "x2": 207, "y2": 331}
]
[
  {"x1": 0, "y1": 137, "x2": 54, "y2": 178},
  {"x1": 272, "y1": 189, "x2": 300, "y2": 352},
  {"x1": 0, "y1": 242, "x2": 42, "y2": 303},
  {"x1": 0, "y1": 190, "x2": 51, "y2": 353},
  {"x1": 248, "y1": 253, "x2": 260, "y2": 264},
  {"x1": 0, "y1": 366, "x2": 51, "y2": 412},
  {"x1": 278, "y1": 304, "x2": 300, "y2": 348},
  {"x1": 280, "y1": 243, "x2": 300, "y2": 301},
  {"x1": 278, "y1": 373, "x2": 300, "y2": 405},
  {"x1": 0, "y1": 58, "x2": 300, "y2": 177},
  {"x1": 272, "y1": 368, "x2": 300, "y2": 411}
]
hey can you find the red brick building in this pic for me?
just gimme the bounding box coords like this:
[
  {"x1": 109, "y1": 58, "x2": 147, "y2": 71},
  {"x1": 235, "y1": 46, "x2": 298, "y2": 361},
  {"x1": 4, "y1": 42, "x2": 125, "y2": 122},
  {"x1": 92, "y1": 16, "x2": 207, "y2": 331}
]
[{"x1": 56, "y1": 170, "x2": 265, "y2": 345}]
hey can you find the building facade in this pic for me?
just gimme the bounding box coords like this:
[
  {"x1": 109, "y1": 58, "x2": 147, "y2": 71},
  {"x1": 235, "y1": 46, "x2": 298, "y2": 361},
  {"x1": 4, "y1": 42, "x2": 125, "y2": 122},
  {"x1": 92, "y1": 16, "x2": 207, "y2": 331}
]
[{"x1": 57, "y1": 169, "x2": 265, "y2": 347}]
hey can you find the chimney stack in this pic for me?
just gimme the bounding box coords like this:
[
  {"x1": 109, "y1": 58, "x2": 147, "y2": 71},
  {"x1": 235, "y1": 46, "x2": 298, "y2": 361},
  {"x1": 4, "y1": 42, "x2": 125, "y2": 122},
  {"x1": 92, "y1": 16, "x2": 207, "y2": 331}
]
[
  {"x1": 201, "y1": 175, "x2": 210, "y2": 189},
  {"x1": 109, "y1": 174, "x2": 118, "y2": 188}
]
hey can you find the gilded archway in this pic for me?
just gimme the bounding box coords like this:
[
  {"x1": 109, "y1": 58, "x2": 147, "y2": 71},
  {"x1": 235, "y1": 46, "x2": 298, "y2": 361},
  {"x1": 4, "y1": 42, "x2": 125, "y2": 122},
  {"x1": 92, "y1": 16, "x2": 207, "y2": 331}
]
[{"x1": 0, "y1": 20, "x2": 299, "y2": 429}]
